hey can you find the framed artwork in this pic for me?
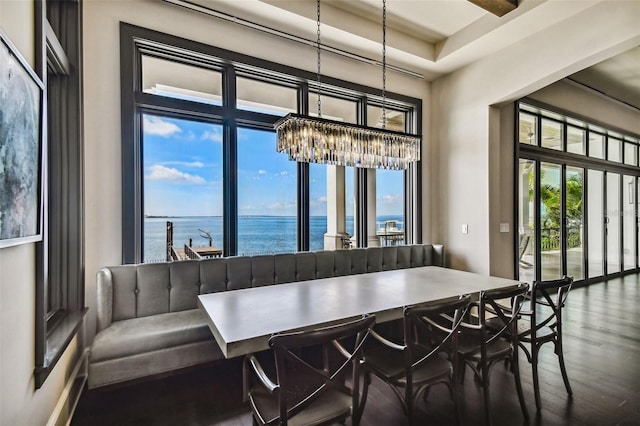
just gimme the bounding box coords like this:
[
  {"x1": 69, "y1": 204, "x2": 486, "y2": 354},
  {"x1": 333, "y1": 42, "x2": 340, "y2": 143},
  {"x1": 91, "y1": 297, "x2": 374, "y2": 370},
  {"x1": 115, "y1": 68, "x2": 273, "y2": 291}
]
[{"x1": 0, "y1": 30, "x2": 45, "y2": 248}]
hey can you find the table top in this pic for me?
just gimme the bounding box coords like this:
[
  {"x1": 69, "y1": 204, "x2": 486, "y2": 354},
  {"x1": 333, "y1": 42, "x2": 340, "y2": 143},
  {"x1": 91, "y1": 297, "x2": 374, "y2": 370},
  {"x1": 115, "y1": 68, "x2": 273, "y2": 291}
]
[{"x1": 198, "y1": 266, "x2": 520, "y2": 358}]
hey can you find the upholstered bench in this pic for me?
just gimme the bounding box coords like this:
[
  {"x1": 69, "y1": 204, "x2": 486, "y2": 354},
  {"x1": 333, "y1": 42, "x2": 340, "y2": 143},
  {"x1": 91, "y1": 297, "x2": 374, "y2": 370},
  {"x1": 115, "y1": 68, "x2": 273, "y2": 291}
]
[{"x1": 88, "y1": 244, "x2": 444, "y2": 388}]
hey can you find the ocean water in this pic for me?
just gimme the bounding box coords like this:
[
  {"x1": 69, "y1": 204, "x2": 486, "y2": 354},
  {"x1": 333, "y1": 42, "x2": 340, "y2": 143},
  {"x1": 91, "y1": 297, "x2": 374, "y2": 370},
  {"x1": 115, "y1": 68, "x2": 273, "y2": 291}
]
[{"x1": 144, "y1": 215, "x2": 403, "y2": 262}]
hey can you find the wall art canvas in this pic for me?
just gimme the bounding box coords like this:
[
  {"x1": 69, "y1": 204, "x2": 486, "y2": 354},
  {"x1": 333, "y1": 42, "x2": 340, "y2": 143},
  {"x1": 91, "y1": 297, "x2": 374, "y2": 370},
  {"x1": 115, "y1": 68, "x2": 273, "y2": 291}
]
[{"x1": 0, "y1": 31, "x2": 44, "y2": 248}]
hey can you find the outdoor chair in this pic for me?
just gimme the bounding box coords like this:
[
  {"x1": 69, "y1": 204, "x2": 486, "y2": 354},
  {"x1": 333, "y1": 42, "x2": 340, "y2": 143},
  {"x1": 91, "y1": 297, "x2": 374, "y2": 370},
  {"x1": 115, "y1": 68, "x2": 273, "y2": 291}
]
[
  {"x1": 518, "y1": 234, "x2": 532, "y2": 269},
  {"x1": 362, "y1": 295, "x2": 472, "y2": 426},
  {"x1": 457, "y1": 283, "x2": 530, "y2": 426},
  {"x1": 243, "y1": 314, "x2": 375, "y2": 426}
]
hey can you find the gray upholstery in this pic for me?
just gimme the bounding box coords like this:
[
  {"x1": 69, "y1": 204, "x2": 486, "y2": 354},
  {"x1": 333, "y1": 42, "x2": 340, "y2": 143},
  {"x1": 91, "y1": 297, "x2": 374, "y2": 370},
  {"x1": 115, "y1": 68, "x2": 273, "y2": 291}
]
[
  {"x1": 91, "y1": 309, "x2": 212, "y2": 363},
  {"x1": 89, "y1": 244, "x2": 444, "y2": 388}
]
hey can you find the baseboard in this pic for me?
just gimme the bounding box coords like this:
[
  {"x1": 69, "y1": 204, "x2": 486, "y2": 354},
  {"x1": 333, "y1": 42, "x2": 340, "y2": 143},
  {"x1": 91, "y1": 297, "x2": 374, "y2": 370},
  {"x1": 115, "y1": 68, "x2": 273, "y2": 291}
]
[{"x1": 46, "y1": 347, "x2": 89, "y2": 426}]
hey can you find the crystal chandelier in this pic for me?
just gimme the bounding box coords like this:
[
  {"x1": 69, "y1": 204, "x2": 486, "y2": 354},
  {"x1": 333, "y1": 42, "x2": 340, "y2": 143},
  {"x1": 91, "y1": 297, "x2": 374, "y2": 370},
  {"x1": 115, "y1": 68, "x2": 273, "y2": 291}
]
[{"x1": 275, "y1": 0, "x2": 421, "y2": 170}]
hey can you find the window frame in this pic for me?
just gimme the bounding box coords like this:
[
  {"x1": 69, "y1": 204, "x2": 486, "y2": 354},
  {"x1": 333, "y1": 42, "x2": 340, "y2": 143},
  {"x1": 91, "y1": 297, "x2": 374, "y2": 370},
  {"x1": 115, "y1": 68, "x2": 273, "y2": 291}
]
[
  {"x1": 34, "y1": 0, "x2": 86, "y2": 389},
  {"x1": 515, "y1": 99, "x2": 640, "y2": 285},
  {"x1": 121, "y1": 23, "x2": 422, "y2": 263}
]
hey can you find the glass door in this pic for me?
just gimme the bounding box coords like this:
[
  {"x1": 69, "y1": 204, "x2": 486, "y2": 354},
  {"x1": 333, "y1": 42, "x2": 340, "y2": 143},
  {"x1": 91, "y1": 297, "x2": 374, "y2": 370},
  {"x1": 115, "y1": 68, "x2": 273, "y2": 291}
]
[
  {"x1": 566, "y1": 167, "x2": 584, "y2": 281},
  {"x1": 606, "y1": 173, "x2": 621, "y2": 274},
  {"x1": 518, "y1": 159, "x2": 536, "y2": 283},
  {"x1": 623, "y1": 175, "x2": 636, "y2": 271},
  {"x1": 540, "y1": 162, "x2": 562, "y2": 280},
  {"x1": 587, "y1": 169, "x2": 604, "y2": 279}
]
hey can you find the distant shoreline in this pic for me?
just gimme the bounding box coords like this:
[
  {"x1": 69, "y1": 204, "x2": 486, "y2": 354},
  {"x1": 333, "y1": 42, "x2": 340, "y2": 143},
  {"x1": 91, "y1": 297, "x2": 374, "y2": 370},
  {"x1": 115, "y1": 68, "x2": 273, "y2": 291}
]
[{"x1": 145, "y1": 215, "x2": 394, "y2": 219}]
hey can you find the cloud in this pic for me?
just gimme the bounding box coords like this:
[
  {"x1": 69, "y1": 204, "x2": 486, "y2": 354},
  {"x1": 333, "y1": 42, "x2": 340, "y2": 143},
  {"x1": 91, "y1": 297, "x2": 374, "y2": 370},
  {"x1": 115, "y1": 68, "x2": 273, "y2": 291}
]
[
  {"x1": 258, "y1": 170, "x2": 267, "y2": 175},
  {"x1": 310, "y1": 196, "x2": 327, "y2": 209},
  {"x1": 201, "y1": 129, "x2": 223, "y2": 143},
  {"x1": 143, "y1": 116, "x2": 181, "y2": 137},
  {"x1": 267, "y1": 202, "x2": 284, "y2": 210},
  {"x1": 163, "y1": 161, "x2": 204, "y2": 168},
  {"x1": 267, "y1": 201, "x2": 295, "y2": 210},
  {"x1": 146, "y1": 165, "x2": 205, "y2": 184},
  {"x1": 279, "y1": 171, "x2": 288, "y2": 176},
  {"x1": 381, "y1": 194, "x2": 403, "y2": 204}
]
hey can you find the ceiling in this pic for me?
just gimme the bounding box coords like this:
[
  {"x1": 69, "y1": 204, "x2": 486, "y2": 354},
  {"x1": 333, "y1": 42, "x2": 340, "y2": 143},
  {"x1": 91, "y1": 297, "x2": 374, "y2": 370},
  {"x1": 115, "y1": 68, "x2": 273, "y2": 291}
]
[{"x1": 173, "y1": 0, "x2": 640, "y2": 109}]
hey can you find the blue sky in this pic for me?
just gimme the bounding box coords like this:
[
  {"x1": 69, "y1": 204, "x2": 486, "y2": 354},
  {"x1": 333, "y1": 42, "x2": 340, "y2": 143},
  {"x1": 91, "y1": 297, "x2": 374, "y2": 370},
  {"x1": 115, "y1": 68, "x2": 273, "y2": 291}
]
[{"x1": 143, "y1": 114, "x2": 404, "y2": 217}]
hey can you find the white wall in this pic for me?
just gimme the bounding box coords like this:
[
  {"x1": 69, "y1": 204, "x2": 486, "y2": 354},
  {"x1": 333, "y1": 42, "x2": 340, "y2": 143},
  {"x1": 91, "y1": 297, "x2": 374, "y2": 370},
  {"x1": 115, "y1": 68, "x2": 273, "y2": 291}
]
[
  {"x1": 0, "y1": 3, "x2": 82, "y2": 425},
  {"x1": 431, "y1": 1, "x2": 640, "y2": 276}
]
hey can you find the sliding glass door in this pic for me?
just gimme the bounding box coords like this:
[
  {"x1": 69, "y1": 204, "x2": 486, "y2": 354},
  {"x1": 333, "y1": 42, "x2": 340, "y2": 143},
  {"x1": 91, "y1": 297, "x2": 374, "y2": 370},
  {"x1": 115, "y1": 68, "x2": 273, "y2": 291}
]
[
  {"x1": 566, "y1": 167, "x2": 584, "y2": 281},
  {"x1": 540, "y1": 163, "x2": 562, "y2": 280},
  {"x1": 623, "y1": 175, "x2": 636, "y2": 271},
  {"x1": 520, "y1": 161, "x2": 585, "y2": 282},
  {"x1": 518, "y1": 159, "x2": 536, "y2": 283},
  {"x1": 587, "y1": 170, "x2": 604, "y2": 279},
  {"x1": 606, "y1": 173, "x2": 621, "y2": 274}
]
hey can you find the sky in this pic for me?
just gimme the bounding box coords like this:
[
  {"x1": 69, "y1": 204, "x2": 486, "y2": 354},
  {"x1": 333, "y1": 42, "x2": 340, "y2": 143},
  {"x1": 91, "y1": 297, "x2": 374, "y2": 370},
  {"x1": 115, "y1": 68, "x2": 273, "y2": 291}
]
[{"x1": 143, "y1": 114, "x2": 404, "y2": 217}]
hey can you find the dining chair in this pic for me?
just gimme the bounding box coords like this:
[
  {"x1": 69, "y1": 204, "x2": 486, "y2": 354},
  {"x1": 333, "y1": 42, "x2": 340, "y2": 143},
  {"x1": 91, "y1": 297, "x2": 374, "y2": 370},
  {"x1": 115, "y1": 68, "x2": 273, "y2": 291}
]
[
  {"x1": 243, "y1": 314, "x2": 375, "y2": 426},
  {"x1": 515, "y1": 275, "x2": 574, "y2": 411},
  {"x1": 457, "y1": 283, "x2": 529, "y2": 426},
  {"x1": 361, "y1": 295, "x2": 472, "y2": 426}
]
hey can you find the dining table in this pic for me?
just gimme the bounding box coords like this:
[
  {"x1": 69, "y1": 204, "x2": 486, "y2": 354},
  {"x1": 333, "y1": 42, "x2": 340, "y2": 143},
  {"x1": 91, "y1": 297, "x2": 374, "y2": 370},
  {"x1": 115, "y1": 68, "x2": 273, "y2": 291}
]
[{"x1": 197, "y1": 265, "x2": 522, "y2": 358}]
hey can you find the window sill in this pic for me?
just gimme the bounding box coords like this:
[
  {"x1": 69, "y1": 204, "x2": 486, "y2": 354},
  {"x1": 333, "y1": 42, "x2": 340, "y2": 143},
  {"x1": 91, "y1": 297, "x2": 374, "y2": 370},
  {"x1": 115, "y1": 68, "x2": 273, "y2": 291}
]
[{"x1": 35, "y1": 308, "x2": 88, "y2": 389}]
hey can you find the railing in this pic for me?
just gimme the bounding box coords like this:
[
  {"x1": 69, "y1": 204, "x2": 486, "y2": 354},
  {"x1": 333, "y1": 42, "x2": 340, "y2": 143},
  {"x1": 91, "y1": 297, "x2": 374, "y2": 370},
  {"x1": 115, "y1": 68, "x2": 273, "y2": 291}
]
[
  {"x1": 170, "y1": 247, "x2": 181, "y2": 261},
  {"x1": 540, "y1": 225, "x2": 582, "y2": 251},
  {"x1": 184, "y1": 244, "x2": 202, "y2": 260}
]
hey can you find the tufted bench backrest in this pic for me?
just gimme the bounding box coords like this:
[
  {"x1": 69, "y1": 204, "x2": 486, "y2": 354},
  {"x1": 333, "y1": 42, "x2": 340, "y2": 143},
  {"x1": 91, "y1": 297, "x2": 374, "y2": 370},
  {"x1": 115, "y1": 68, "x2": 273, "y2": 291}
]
[{"x1": 96, "y1": 244, "x2": 444, "y2": 331}]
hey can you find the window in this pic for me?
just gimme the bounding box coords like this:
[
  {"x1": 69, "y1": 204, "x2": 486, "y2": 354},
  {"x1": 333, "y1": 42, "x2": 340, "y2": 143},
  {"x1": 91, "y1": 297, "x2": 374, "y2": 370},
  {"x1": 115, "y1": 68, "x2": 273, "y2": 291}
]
[
  {"x1": 608, "y1": 137, "x2": 622, "y2": 162},
  {"x1": 307, "y1": 93, "x2": 358, "y2": 250},
  {"x1": 141, "y1": 55, "x2": 223, "y2": 106},
  {"x1": 541, "y1": 118, "x2": 563, "y2": 150},
  {"x1": 624, "y1": 141, "x2": 638, "y2": 166},
  {"x1": 237, "y1": 76, "x2": 296, "y2": 115},
  {"x1": 567, "y1": 126, "x2": 585, "y2": 155},
  {"x1": 122, "y1": 24, "x2": 422, "y2": 262},
  {"x1": 518, "y1": 113, "x2": 537, "y2": 145},
  {"x1": 237, "y1": 128, "x2": 297, "y2": 255},
  {"x1": 368, "y1": 105, "x2": 407, "y2": 246},
  {"x1": 589, "y1": 132, "x2": 605, "y2": 159},
  {"x1": 142, "y1": 115, "x2": 223, "y2": 262},
  {"x1": 35, "y1": 0, "x2": 85, "y2": 388}
]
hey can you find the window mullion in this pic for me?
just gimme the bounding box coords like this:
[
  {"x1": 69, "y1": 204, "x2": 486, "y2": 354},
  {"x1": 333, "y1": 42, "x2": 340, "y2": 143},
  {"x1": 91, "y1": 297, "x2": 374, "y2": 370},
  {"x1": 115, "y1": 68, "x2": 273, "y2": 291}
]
[{"x1": 223, "y1": 65, "x2": 237, "y2": 256}]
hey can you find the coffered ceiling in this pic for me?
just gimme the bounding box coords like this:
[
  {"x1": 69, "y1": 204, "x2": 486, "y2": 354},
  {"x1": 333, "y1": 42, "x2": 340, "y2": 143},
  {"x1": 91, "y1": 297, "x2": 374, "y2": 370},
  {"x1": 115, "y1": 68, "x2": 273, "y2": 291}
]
[{"x1": 170, "y1": 0, "x2": 640, "y2": 109}]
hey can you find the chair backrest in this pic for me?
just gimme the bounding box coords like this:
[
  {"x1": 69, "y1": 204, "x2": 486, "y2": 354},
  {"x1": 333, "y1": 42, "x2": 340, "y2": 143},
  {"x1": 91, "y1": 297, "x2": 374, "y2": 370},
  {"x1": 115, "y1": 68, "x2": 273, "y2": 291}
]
[
  {"x1": 269, "y1": 314, "x2": 376, "y2": 424},
  {"x1": 480, "y1": 283, "x2": 530, "y2": 347},
  {"x1": 530, "y1": 275, "x2": 573, "y2": 332},
  {"x1": 403, "y1": 295, "x2": 472, "y2": 374}
]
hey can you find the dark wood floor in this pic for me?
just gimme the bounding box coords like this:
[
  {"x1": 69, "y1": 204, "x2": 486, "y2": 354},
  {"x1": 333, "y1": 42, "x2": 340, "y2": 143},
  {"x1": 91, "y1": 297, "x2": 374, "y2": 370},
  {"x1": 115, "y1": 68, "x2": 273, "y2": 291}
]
[{"x1": 72, "y1": 274, "x2": 640, "y2": 426}]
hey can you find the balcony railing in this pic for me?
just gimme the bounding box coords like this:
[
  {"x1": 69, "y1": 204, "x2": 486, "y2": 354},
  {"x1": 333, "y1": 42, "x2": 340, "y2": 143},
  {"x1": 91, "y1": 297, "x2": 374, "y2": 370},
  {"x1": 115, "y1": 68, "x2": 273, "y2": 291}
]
[{"x1": 540, "y1": 225, "x2": 582, "y2": 251}]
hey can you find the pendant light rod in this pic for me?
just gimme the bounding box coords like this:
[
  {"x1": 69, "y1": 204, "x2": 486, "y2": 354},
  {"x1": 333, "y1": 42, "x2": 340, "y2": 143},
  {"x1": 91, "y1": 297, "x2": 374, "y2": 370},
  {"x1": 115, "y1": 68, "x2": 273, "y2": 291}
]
[
  {"x1": 317, "y1": 0, "x2": 322, "y2": 118},
  {"x1": 382, "y1": 0, "x2": 387, "y2": 129}
]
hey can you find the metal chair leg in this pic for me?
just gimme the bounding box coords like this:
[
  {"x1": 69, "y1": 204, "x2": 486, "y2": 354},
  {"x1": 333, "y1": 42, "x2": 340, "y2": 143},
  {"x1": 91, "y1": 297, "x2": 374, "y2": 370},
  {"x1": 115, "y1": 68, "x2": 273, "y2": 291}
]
[
  {"x1": 532, "y1": 346, "x2": 542, "y2": 411},
  {"x1": 556, "y1": 339, "x2": 573, "y2": 396},
  {"x1": 512, "y1": 352, "x2": 529, "y2": 419},
  {"x1": 481, "y1": 363, "x2": 492, "y2": 426}
]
